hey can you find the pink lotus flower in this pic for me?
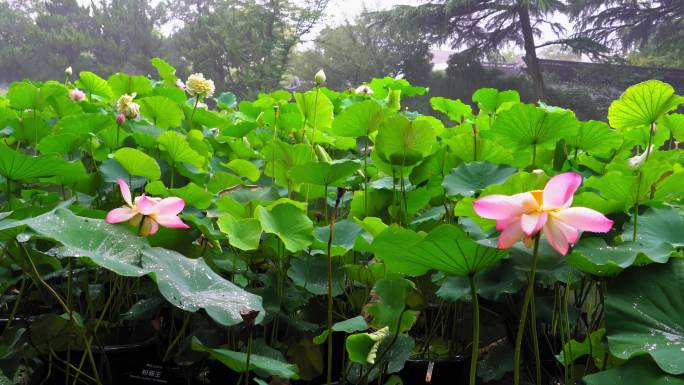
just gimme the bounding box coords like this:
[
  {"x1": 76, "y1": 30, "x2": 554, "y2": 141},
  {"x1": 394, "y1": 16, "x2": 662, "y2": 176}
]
[
  {"x1": 69, "y1": 89, "x2": 86, "y2": 102},
  {"x1": 116, "y1": 113, "x2": 126, "y2": 125},
  {"x1": 106, "y1": 178, "x2": 189, "y2": 236},
  {"x1": 473, "y1": 172, "x2": 613, "y2": 255}
]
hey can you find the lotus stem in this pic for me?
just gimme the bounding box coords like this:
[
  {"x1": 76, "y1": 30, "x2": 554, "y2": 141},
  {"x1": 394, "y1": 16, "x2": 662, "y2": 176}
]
[
  {"x1": 468, "y1": 274, "x2": 480, "y2": 385},
  {"x1": 514, "y1": 233, "x2": 541, "y2": 385}
]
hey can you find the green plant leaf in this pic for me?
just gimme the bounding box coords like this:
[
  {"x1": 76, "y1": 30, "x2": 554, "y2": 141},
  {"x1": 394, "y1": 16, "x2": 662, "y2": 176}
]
[
  {"x1": 192, "y1": 337, "x2": 299, "y2": 379},
  {"x1": 375, "y1": 114, "x2": 436, "y2": 167},
  {"x1": 363, "y1": 277, "x2": 419, "y2": 333},
  {"x1": 430, "y1": 97, "x2": 472, "y2": 122},
  {"x1": 447, "y1": 132, "x2": 514, "y2": 165},
  {"x1": 295, "y1": 90, "x2": 333, "y2": 131},
  {"x1": 608, "y1": 80, "x2": 684, "y2": 130},
  {"x1": 332, "y1": 100, "x2": 385, "y2": 137},
  {"x1": 346, "y1": 327, "x2": 390, "y2": 365},
  {"x1": 605, "y1": 259, "x2": 684, "y2": 375},
  {"x1": 372, "y1": 224, "x2": 505, "y2": 276},
  {"x1": 216, "y1": 92, "x2": 237, "y2": 109},
  {"x1": 660, "y1": 113, "x2": 684, "y2": 142},
  {"x1": 472, "y1": 88, "x2": 520, "y2": 113},
  {"x1": 566, "y1": 238, "x2": 641, "y2": 276},
  {"x1": 138, "y1": 96, "x2": 184, "y2": 128},
  {"x1": 288, "y1": 253, "x2": 344, "y2": 296},
  {"x1": 217, "y1": 216, "x2": 262, "y2": 251},
  {"x1": 113, "y1": 147, "x2": 161, "y2": 181},
  {"x1": 225, "y1": 159, "x2": 260, "y2": 182},
  {"x1": 490, "y1": 103, "x2": 579, "y2": 151},
  {"x1": 108, "y1": 73, "x2": 153, "y2": 98},
  {"x1": 142, "y1": 247, "x2": 264, "y2": 326},
  {"x1": 288, "y1": 159, "x2": 361, "y2": 187},
  {"x1": 556, "y1": 328, "x2": 606, "y2": 367},
  {"x1": 75, "y1": 71, "x2": 113, "y2": 100},
  {"x1": 583, "y1": 357, "x2": 684, "y2": 385},
  {"x1": 170, "y1": 182, "x2": 213, "y2": 209},
  {"x1": 442, "y1": 161, "x2": 516, "y2": 197},
  {"x1": 570, "y1": 120, "x2": 622, "y2": 156},
  {"x1": 150, "y1": 57, "x2": 177, "y2": 83},
  {"x1": 157, "y1": 130, "x2": 205, "y2": 169},
  {"x1": 0, "y1": 143, "x2": 74, "y2": 181},
  {"x1": 256, "y1": 200, "x2": 313, "y2": 252}
]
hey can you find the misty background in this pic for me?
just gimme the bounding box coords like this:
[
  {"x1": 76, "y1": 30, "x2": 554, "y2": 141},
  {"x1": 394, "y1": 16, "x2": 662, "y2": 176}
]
[{"x1": 1, "y1": 0, "x2": 682, "y2": 119}]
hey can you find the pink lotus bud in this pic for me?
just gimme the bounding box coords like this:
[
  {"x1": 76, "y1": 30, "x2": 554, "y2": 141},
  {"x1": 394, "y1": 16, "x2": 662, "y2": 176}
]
[
  {"x1": 69, "y1": 89, "x2": 86, "y2": 102},
  {"x1": 175, "y1": 79, "x2": 185, "y2": 89},
  {"x1": 116, "y1": 113, "x2": 126, "y2": 125}
]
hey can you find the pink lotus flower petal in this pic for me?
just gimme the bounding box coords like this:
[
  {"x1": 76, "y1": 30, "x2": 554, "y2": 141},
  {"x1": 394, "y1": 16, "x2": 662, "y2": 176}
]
[
  {"x1": 140, "y1": 217, "x2": 159, "y2": 236},
  {"x1": 156, "y1": 197, "x2": 185, "y2": 216},
  {"x1": 542, "y1": 172, "x2": 582, "y2": 210},
  {"x1": 106, "y1": 207, "x2": 137, "y2": 224},
  {"x1": 543, "y1": 219, "x2": 579, "y2": 256},
  {"x1": 497, "y1": 220, "x2": 524, "y2": 249},
  {"x1": 116, "y1": 178, "x2": 133, "y2": 206},
  {"x1": 521, "y1": 212, "x2": 548, "y2": 237},
  {"x1": 154, "y1": 215, "x2": 190, "y2": 229},
  {"x1": 137, "y1": 195, "x2": 157, "y2": 216},
  {"x1": 554, "y1": 207, "x2": 613, "y2": 233},
  {"x1": 473, "y1": 194, "x2": 527, "y2": 220}
]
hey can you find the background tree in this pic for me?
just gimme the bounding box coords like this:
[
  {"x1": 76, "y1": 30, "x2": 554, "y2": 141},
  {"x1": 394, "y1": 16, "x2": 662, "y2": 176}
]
[
  {"x1": 379, "y1": 0, "x2": 608, "y2": 99},
  {"x1": 170, "y1": 0, "x2": 328, "y2": 98},
  {"x1": 287, "y1": 16, "x2": 433, "y2": 90}
]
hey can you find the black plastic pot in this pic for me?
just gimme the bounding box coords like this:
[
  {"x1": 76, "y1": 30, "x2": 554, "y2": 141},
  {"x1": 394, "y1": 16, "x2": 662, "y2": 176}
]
[{"x1": 397, "y1": 358, "x2": 468, "y2": 385}]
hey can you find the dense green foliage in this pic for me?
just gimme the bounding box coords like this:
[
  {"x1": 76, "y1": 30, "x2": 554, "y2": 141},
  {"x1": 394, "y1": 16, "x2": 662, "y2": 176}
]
[{"x1": 0, "y1": 60, "x2": 682, "y2": 384}]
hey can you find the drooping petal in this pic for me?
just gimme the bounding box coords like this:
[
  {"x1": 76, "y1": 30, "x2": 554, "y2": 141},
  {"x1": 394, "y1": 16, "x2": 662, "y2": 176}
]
[
  {"x1": 154, "y1": 215, "x2": 189, "y2": 229},
  {"x1": 136, "y1": 195, "x2": 158, "y2": 216},
  {"x1": 106, "y1": 207, "x2": 137, "y2": 223},
  {"x1": 521, "y1": 212, "x2": 548, "y2": 237},
  {"x1": 156, "y1": 197, "x2": 185, "y2": 216},
  {"x1": 474, "y1": 194, "x2": 529, "y2": 221},
  {"x1": 543, "y1": 219, "x2": 579, "y2": 256},
  {"x1": 116, "y1": 178, "x2": 133, "y2": 207},
  {"x1": 497, "y1": 220, "x2": 525, "y2": 249},
  {"x1": 553, "y1": 207, "x2": 614, "y2": 233},
  {"x1": 140, "y1": 217, "x2": 159, "y2": 236},
  {"x1": 542, "y1": 172, "x2": 582, "y2": 210}
]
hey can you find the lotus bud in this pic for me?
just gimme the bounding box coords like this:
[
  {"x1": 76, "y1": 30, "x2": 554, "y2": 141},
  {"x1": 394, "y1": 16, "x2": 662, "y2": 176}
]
[
  {"x1": 355, "y1": 84, "x2": 373, "y2": 95},
  {"x1": 69, "y1": 89, "x2": 86, "y2": 102},
  {"x1": 628, "y1": 145, "x2": 653, "y2": 169},
  {"x1": 314, "y1": 69, "x2": 326, "y2": 86},
  {"x1": 239, "y1": 308, "x2": 259, "y2": 328},
  {"x1": 175, "y1": 79, "x2": 185, "y2": 89},
  {"x1": 65, "y1": 66, "x2": 73, "y2": 77},
  {"x1": 116, "y1": 113, "x2": 126, "y2": 126}
]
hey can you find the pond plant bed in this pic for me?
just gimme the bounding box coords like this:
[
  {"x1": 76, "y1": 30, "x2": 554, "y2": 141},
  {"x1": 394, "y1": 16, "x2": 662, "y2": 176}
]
[{"x1": 0, "y1": 61, "x2": 682, "y2": 385}]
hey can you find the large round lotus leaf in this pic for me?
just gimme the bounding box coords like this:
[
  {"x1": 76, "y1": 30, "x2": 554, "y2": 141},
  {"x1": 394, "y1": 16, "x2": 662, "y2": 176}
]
[
  {"x1": 608, "y1": 79, "x2": 684, "y2": 130},
  {"x1": 583, "y1": 357, "x2": 684, "y2": 385},
  {"x1": 605, "y1": 259, "x2": 684, "y2": 375},
  {"x1": 442, "y1": 161, "x2": 516, "y2": 197}
]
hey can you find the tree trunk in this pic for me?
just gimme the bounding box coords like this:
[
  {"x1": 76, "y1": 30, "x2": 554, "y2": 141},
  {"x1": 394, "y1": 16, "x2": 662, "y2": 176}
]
[{"x1": 517, "y1": 2, "x2": 545, "y2": 100}]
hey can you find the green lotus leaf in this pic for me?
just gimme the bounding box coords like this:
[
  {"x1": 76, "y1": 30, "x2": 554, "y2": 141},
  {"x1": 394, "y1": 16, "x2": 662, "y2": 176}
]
[
  {"x1": 332, "y1": 99, "x2": 385, "y2": 137},
  {"x1": 472, "y1": 88, "x2": 520, "y2": 114},
  {"x1": 256, "y1": 200, "x2": 313, "y2": 252},
  {"x1": 225, "y1": 159, "x2": 260, "y2": 182},
  {"x1": 138, "y1": 96, "x2": 184, "y2": 128},
  {"x1": 75, "y1": 71, "x2": 113, "y2": 100},
  {"x1": 192, "y1": 337, "x2": 298, "y2": 379},
  {"x1": 375, "y1": 114, "x2": 436, "y2": 167},
  {"x1": 583, "y1": 357, "x2": 684, "y2": 385},
  {"x1": 570, "y1": 120, "x2": 623, "y2": 156},
  {"x1": 608, "y1": 80, "x2": 684, "y2": 130},
  {"x1": 605, "y1": 259, "x2": 684, "y2": 375},
  {"x1": 217, "y1": 215, "x2": 262, "y2": 251},
  {"x1": 113, "y1": 147, "x2": 161, "y2": 181},
  {"x1": 108, "y1": 73, "x2": 153, "y2": 98},
  {"x1": 372, "y1": 224, "x2": 505, "y2": 277},
  {"x1": 157, "y1": 130, "x2": 205, "y2": 169},
  {"x1": 295, "y1": 90, "x2": 334, "y2": 132},
  {"x1": 490, "y1": 103, "x2": 579, "y2": 152},
  {"x1": 442, "y1": 161, "x2": 517, "y2": 197},
  {"x1": 430, "y1": 97, "x2": 472, "y2": 122},
  {"x1": 288, "y1": 159, "x2": 360, "y2": 187}
]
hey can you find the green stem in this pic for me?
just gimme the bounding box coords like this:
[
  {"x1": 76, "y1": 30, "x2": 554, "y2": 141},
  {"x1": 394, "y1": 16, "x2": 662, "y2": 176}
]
[
  {"x1": 532, "y1": 142, "x2": 537, "y2": 168},
  {"x1": 310, "y1": 87, "x2": 320, "y2": 154},
  {"x1": 5, "y1": 275, "x2": 26, "y2": 331},
  {"x1": 472, "y1": 125, "x2": 478, "y2": 161},
  {"x1": 244, "y1": 330, "x2": 253, "y2": 385},
  {"x1": 513, "y1": 233, "x2": 541, "y2": 385},
  {"x1": 163, "y1": 312, "x2": 190, "y2": 361},
  {"x1": 530, "y1": 288, "x2": 542, "y2": 385},
  {"x1": 5, "y1": 178, "x2": 11, "y2": 211},
  {"x1": 189, "y1": 97, "x2": 199, "y2": 128},
  {"x1": 363, "y1": 141, "x2": 369, "y2": 218},
  {"x1": 326, "y1": 194, "x2": 340, "y2": 385},
  {"x1": 468, "y1": 274, "x2": 480, "y2": 385}
]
